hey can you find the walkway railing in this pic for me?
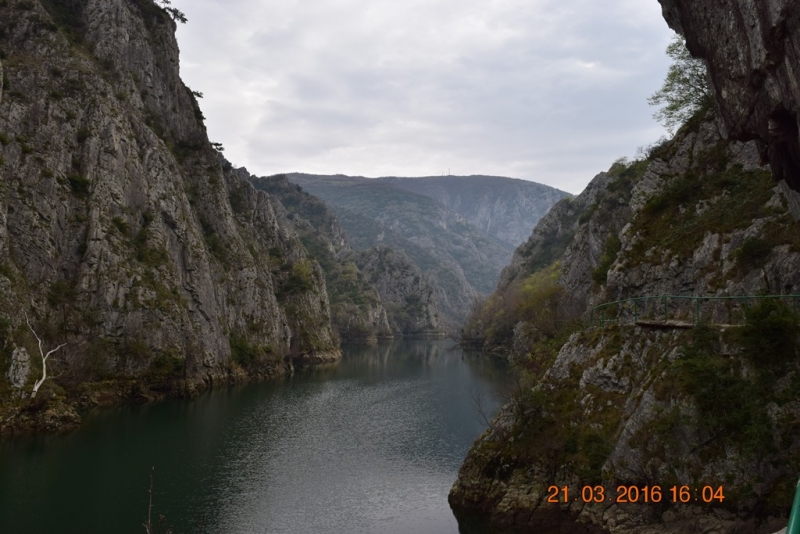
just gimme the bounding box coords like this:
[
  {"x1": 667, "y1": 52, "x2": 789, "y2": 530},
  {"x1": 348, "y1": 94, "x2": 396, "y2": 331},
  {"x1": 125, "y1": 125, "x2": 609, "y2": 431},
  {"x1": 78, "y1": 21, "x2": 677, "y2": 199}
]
[
  {"x1": 590, "y1": 294, "x2": 800, "y2": 328},
  {"x1": 788, "y1": 477, "x2": 800, "y2": 534}
]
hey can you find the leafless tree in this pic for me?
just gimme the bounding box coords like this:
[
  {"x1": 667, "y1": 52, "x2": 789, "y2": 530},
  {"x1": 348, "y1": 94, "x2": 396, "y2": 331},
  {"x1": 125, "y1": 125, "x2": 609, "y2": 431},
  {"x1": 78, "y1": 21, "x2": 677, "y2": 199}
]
[
  {"x1": 468, "y1": 386, "x2": 508, "y2": 441},
  {"x1": 25, "y1": 313, "x2": 66, "y2": 399}
]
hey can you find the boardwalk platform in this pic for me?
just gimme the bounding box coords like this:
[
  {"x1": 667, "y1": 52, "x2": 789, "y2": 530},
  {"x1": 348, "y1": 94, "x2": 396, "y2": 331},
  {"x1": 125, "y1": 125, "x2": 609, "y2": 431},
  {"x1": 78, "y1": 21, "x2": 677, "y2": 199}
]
[{"x1": 634, "y1": 320, "x2": 694, "y2": 329}]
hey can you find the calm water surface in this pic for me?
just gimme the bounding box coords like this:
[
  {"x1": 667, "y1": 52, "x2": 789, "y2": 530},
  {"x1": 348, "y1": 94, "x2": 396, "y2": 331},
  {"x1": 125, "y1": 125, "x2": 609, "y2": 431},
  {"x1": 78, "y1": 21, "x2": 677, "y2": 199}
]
[{"x1": 0, "y1": 339, "x2": 509, "y2": 534}]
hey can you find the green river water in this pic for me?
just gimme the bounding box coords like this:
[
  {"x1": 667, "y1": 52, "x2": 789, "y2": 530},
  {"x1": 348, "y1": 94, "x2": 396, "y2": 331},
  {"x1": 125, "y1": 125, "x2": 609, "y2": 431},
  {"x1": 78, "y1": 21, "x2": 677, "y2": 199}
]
[{"x1": 0, "y1": 339, "x2": 510, "y2": 534}]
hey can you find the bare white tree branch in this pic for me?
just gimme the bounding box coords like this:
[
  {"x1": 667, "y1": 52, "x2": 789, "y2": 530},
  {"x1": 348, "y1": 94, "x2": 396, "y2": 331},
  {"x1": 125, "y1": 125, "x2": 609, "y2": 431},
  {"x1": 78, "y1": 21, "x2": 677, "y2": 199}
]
[
  {"x1": 25, "y1": 312, "x2": 66, "y2": 399},
  {"x1": 468, "y1": 385, "x2": 507, "y2": 440}
]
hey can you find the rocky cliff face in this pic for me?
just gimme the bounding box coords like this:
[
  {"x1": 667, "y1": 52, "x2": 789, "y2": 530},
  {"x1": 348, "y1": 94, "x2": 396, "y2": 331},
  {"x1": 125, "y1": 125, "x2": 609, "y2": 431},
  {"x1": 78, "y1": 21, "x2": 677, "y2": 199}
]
[
  {"x1": 658, "y1": 0, "x2": 800, "y2": 192},
  {"x1": 246, "y1": 172, "x2": 393, "y2": 343},
  {"x1": 498, "y1": 163, "x2": 636, "y2": 309},
  {"x1": 355, "y1": 245, "x2": 442, "y2": 335},
  {"x1": 378, "y1": 175, "x2": 569, "y2": 248},
  {"x1": 450, "y1": 111, "x2": 800, "y2": 533},
  {"x1": 0, "y1": 0, "x2": 338, "y2": 433},
  {"x1": 599, "y1": 121, "x2": 798, "y2": 306}
]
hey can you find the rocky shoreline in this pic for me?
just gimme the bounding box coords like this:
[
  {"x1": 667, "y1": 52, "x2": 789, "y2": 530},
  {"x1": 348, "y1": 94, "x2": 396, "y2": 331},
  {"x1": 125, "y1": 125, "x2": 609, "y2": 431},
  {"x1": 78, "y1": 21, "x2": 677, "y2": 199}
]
[
  {"x1": 0, "y1": 349, "x2": 340, "y2": 439},
  {"x1": 450, "y1": 423, "x2": 789, "y2": 534}
]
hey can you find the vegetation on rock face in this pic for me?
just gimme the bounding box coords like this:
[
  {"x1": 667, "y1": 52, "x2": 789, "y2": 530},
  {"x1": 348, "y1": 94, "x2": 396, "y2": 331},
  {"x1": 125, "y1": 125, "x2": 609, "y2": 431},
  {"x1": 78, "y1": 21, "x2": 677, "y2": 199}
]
[
  {"x1": 287, "y1": 173, "x2": 517, "y2": 327},
  {"x1": 0, "y1": 0, "x2": 339, "y2": 434},
  {"x1": 462, "y1": 261, "x2": 580, "y2": 357},
  {"x1": 249, "y1": 173, "x2": 447, "y2": 338},
  {"x1": 155, "y1": 0, "x2": 186, "y2": 23},
  {"x1": 229, "y1": 334, "x2": 278, "y2": 370},
  {"x1": 591, "y1": 234, "x2": 621, "y2": 286},
  {"x1": 248, "y1": 173, "x2": 392, "y2": 342},
  {"x1": 452, "y1": 102, "x2": 800, "y2": 531},
  {"x1": 454, "y1": 310, "x2": 800, "y2": 528},
  {"x1": 641, "y1": 302, "x2": 800, "y2": 511},
  {"x1": 478, "y1": 157, "x2": 649, "y2": 357},
  {"x1": 648, "y1": 34, "x2": 713, "y2": 133},
  {"x1": 355, "y1": 245, "x2": 443, "y2": 335},
  {"x1": 280, "y1": 259, "x2": 315, "y2": 296},
  {"x1": 624, "y1": 159, "x2": 778, "y2": 267},
  {"x1": 39, "y1": 0, "x2": 87, "y2": 46},
  {"x1": 671, "y1": 310, "x2": 797, "y2": 457}
]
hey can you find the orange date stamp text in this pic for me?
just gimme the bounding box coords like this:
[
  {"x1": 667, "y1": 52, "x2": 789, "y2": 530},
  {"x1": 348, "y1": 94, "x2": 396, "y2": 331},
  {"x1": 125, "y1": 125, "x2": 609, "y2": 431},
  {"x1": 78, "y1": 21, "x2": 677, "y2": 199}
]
[{"x1": 546, "y1": 485, "x2": 725, "y2": 504}]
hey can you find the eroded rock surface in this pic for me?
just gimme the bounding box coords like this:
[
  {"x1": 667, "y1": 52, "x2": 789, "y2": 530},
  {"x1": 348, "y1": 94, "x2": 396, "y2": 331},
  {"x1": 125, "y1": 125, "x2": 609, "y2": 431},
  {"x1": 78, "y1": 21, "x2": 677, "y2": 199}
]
[
  {"x1": 0, "y1": 0, "x2": 338, "y2": 433},
  {"x1": 451, "y1": 112, "x2": 800, "y2": 533},
  {"x1": 356, "y1": 245, "x2": 443, "y2": 335},
  {"x1": 658, "y1": 0, "x2": 800, "y2": 191},
  {"x1": 5, "y1": 347, "x2": 30, "y2": 391},
  {"x1": 247, "y1": 171, "x2": 393, "y2": 343}
]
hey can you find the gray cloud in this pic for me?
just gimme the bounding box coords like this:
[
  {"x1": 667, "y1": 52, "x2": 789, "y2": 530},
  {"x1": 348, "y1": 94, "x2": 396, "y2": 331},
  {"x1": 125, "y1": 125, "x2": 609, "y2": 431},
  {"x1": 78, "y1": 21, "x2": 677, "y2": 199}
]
[{"x1": 175, "y1": 0, "x2": 674, "y2": 194}]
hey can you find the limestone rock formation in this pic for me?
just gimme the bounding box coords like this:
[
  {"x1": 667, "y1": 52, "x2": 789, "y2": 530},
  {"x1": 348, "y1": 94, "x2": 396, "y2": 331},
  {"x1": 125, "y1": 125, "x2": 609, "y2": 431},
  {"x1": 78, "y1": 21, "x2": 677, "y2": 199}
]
[
  {"x1": 287, "y1": 172, "x2": 511, "y2": 327},
  {"x1": 247, "y1": 172, "x2": 393, "y2": 343},
  {"x1": 355, "y1": 245, "x2": 443, "y2": 335},
  {"x1": 450, "y1": 111, "x2": 800, "y2": 532},
  {"x1": 658, "y1": 0, "x2": 800, "y2": 191},
  {"x1": 0, "y1": 0, "x2": 338, "y2": 433},
  {"x1": 5, "y1": 347, "x2": 30, "y2": 392},
  {"x1": 498, "y1": 167, "x2": 630, "y2": 309}
]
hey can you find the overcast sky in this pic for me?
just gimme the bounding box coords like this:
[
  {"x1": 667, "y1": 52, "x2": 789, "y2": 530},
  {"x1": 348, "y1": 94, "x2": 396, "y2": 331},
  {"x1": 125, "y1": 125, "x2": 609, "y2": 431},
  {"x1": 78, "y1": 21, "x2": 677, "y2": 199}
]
[{"x1": 173, "y1": 0, "x2": 674, "y2": 195}]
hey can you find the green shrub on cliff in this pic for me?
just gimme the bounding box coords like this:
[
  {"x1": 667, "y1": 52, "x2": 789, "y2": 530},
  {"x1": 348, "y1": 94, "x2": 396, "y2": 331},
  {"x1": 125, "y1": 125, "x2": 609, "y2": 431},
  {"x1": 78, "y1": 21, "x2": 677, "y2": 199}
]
[
  {"x1": 155, "y1": 0, "x2": 187, "y2": 23},
  {"x1": 229, "y1": 335, "x2": 258, "y2": 368},
  {"x1": 281, "y1": 259, "x2": 315, "y2": 296},
  {"x1": 39, "y1": 0, "x2": 86, "y2": 46},
  {"x1": 649, "y1": 34, "x2": 713, "y2": 133},
  {"x1": 673, "y1": 301, "x2": 800, "y2": 456},
  {"x1": 626, "y1": 154, "x2": 776, "y2": 264},
  {"x1": 674, "y1": 325, "x2": 771, "y2": 452},
  {"x1": 732, "y1": 237, "x2": 773, "y2": 272},
  {"x1": 591, "y1": 234, "x2": 621, "y2": 286},
  {"x1": 462, "y1": 262, "x2": 580, "y2": 356},
  {"x1": 739, "y1": 299, "x2": 800, "y2": 370},
  {"x1": 514, "y1": 263, "x2": 572, "y2": 341}
]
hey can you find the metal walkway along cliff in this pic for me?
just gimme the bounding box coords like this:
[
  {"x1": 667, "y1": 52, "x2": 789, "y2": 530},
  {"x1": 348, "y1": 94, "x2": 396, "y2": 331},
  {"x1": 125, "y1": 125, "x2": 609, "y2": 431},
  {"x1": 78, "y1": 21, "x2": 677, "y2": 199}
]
[{"x1": 590, "y1": 294, "x2": 800, "y2": 329}]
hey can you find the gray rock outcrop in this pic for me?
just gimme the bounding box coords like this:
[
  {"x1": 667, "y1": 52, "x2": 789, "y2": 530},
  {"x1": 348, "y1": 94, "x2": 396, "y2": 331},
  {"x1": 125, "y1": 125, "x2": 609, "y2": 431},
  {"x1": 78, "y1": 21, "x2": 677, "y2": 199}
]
[
  {"x1": 0, "y1": 0, "x2": 339, "y2": 430},
  {"x1": 287, "y1": 172, "x2": 508, "y2": 328},
  {"x1": 5, "y1": 347, "x2": 30, "y2": 392},
  {"x1": 355, "y1": 245, "x2": 443, "y2": 335},
  {"x1": 658, "y1": 0, "x2": 800, "y2": 191},
  {"x1": 450, "y1": 110, "x2": 800, "y2": 532},
  {"x1": 247, "y1": 171, "x2": 393, "y2": 343}
]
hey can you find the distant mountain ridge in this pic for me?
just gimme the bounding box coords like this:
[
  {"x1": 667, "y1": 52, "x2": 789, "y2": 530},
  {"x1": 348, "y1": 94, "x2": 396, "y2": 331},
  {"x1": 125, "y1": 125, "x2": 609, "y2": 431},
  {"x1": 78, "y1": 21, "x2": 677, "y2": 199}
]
[
  {"x1": 377, "y1": 175, "x2": 570, "y2": 247},
  {"x1": 246, "y1": 171, "x2": 444, "y2": 338},
  {"x1": 286, "y1": 173, "x2": 566, "y2": 327}
]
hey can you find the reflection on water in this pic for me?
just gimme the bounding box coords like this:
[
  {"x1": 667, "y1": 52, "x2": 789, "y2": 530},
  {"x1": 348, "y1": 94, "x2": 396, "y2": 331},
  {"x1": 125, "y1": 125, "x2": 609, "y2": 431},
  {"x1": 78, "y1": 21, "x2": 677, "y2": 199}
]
[{"x1": 0, "y1": 339, "x2": 509, "y2": 534}]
